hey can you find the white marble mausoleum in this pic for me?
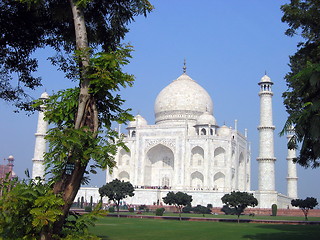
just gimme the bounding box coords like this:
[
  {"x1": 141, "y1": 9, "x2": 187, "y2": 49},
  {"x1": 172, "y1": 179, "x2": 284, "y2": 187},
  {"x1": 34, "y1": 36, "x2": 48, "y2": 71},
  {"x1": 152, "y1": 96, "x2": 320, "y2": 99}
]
[{"x1": 33, "y1": 66, "x2": 298, "y2": 208}]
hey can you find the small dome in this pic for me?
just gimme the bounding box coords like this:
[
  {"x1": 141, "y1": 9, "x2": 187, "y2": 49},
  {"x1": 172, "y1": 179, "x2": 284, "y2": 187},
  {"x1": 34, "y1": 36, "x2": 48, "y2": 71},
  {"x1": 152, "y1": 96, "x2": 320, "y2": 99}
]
[
  {"x1": 218, "y1": 125, "x2": 231, "y2": 136},
  {"x1": 154, "y1": 73, "x2": 213, "y2": 125},
  {"x1": 196, "y1": 111, "x2": 216, "y2": 125},
  {"x1": 128, "y1": 115, "x2": 148, "y2": 128},
  {"x1": 40, "y1": 92, "x2": 49, "y2": 99},
  {"x1": 259, "y1": 75, "x2": 272, "y2": 84}
]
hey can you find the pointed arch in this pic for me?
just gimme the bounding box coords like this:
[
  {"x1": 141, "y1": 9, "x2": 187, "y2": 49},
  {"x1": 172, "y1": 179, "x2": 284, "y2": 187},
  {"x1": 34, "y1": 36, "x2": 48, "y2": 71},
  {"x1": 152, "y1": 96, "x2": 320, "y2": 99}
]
[
  {"x1": 191, "y1": 146, "x2": 204, "y2": 166},
  {"x1": 214, "y1": 172, "x2": 225, "y2": 191},
  {"x1": 214, "y1": 147, "x2": 226, "y2": 166},
  {"x1": 119, "y1": 171, "x2": 130, "y2": 182},
  {"x1": 191, "y1": 171, "x2": 204, "y2": 189},
  {"x1": 145, "y1": 144, "x2": 174, "y2": 186},
  {"x1": 238, "y1": 152, "x2": 246, "y2": 191},
  {"x1": 119, "y1": 148, "x2": 131, "y2": 166}
]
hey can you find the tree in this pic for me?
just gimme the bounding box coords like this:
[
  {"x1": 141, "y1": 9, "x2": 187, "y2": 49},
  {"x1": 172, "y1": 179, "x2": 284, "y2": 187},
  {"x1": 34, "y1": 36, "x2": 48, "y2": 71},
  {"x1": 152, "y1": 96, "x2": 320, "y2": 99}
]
[
  {"x1": 281, "y1": 0, "x2": 320, "y2": 168},
  {"x1": 291, "y1": 197, "x2": 318, "y2": 220},
  {"x1": 163, "y1": 191, "x2": 192, "y2": 220},
  {"x1": 99, "y1": 179, "x2": 135, "y2": 217},
  {"x1": 221, "y1": 191, "x2": 258, "y2": 223},
  {"x1": 0, "y1": 0, "x2": 153, "y2": 238}
]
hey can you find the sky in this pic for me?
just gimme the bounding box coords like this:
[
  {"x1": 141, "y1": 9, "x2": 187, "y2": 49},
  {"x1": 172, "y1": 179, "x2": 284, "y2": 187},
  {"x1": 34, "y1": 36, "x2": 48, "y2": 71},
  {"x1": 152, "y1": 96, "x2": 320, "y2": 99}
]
[{"x1": 1, "y1": 0, "x2": 320, "y2": 203}]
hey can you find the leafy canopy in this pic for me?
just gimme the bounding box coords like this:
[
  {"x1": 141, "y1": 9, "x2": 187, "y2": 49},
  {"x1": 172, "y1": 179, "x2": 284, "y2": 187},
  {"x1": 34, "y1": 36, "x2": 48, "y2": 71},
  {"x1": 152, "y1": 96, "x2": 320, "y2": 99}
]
[
  {"x1": 99, "y1": 178, "x2": 135, "y2": 202},
  {"x1": 221, "y1": 191, "x2": 258, "y2": 222},
  {"x1": 99, "y1": 179, "x2": 134, "y2": 217},
  {"x1": 281, "y1": 0, "x2": 320, "y2": 168},
  {"x1": 163, "y1": 191, "x2": 192, "y2": 220},
  {"x1": 291, "y1": 197, "x2": 318, "y2": 220},
  {"x1": 0, "y1": 0, "x2": 153, "y2": 110}
]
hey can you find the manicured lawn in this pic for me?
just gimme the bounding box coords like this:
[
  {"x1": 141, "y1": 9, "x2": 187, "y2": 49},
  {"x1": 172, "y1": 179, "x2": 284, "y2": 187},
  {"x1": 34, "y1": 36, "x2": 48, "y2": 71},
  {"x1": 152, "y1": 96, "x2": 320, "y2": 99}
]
[
  {"x1": 90, "y1": 217, "x2": 320, "y2": 240},
  {"x1": 107, "y1": 211, "x2": 320, "y2": 221}
]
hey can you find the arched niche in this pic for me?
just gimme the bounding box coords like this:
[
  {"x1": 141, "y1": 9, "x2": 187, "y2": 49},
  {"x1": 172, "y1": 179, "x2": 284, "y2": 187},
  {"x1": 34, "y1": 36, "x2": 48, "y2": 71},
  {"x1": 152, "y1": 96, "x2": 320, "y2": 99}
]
[
  {"x1": 238, "y1": 152, "x2": 246, "y2": 191},
  {"x1": 119, "y1": 148, "x2": 131, "y2": 166},
  {"x1": 214, "y1": 147, "x2": 226, "y2": 166},
  {"x1": 144, "y1": 144, "x2": 174, "y2": 186},
  {"x1": 191, "y1": 171, "x2": 204, "y2": 189},
  {"x1": 119, "y1": 171, "x2": 130, "y2": 182},
  {"x1": 214, "y1": 172, "x2": 225, "y2": 191},
  {"x1": 191, "y1": 146, "x2": 204, "y2": 166}
]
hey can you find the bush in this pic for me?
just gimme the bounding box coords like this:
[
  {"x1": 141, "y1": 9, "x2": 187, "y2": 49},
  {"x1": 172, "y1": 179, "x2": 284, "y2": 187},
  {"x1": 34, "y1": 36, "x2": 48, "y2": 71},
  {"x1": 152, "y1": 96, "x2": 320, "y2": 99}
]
[
  {"x1": 146, "y1": 208, "x2": 150, "y2": 213},
  {"x1": 84, "y1": 206, "x2": 92, "y2": 212},
  {"x1": 182, "y1": 205, "x2": 193, "y2": 213},
  {"x1": 139, "y1": 204, "x2": 147, "y2": 210},
  {"x1": 272, "y1": 204, "x2": 277, "y2": 216},
  {"x1": 109, "y1": 206, "x2": 115, "y2": 213},
  {"x1": 155, "y1": 208, "x2": 165, "y2": 216},
  {"x1": 221, "y1": 205, "x2": 237, "y2": 215},
  {"x1": 193, "y1": 205, "x2": 211, "y2": 216},
  {"x1": 128, "y1": 207, "x2": 134, "y2": 213},
  {"x1": 207, "y1": 204, "x2": 213, "y2": 209}
]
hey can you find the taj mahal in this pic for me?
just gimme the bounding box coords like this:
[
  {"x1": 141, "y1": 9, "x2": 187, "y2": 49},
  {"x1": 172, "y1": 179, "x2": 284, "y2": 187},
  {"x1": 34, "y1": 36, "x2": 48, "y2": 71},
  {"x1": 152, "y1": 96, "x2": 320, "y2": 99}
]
[{"x1": 32, "y1": 65, "x2": 298, "y2": 209}]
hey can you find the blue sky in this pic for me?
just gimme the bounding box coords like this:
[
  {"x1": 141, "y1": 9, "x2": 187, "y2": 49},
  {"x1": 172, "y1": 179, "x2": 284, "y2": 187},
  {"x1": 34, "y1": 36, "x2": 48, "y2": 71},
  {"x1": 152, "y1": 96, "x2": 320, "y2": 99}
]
[{"x1": 1, "y1": 0, "x2": 320, "y2": 203}]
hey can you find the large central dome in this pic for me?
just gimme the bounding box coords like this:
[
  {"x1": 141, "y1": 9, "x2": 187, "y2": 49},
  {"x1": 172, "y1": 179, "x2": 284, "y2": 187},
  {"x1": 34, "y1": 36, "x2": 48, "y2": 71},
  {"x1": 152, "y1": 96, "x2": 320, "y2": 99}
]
[{"x1": 154, "y1": 73, "x2": 213, "y2": 125}]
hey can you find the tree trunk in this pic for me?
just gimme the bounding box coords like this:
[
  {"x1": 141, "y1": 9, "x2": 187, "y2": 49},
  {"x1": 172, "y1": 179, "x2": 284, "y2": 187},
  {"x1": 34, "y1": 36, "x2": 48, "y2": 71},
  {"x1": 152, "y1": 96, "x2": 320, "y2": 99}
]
[{"x1": 42, "y1": 1, "x2": 98, "y2": 239}]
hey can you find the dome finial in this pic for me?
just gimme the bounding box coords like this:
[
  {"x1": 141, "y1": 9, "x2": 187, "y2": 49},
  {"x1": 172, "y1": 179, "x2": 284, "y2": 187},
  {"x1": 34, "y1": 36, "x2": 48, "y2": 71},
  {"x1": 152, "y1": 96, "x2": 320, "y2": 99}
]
[{"x1": 183, "y1": 58, "x2": 187, "y2": 73}]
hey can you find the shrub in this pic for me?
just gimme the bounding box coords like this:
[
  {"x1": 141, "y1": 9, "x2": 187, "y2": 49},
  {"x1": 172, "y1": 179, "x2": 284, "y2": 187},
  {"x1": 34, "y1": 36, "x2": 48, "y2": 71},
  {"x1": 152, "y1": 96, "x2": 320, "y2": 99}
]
[
  {"x1": 146, "y1": 208, "x2": 150, "y2": 213},
  {"x1": 139, "y1": 204, "x2": 147, "y2": 210},
  {"x1": 207, "y1": 204, "x2": 213, "y2": 209},
  {"x1": 193, "y1": 205, "x2": 211, "y2": 216},
  {"x1": 84, "y1": 206, "x2": 92, "y2": 212},
  {"x1": 182, "y1": 205, "x2": 192, "y2": 213},
  {"x1": 128, "y1": 207, "x2": 134, "y2": 213},
  {"x1": 109, "y1": 206, "x2": 115, "y2": 213},
  {"x1": 272, "y1": 204, "x2": 277, "y2": 216},
  {"x1": 221, "y1": 205, "x2": 237, "y2": 215},
  {"x1": 155, "y1": 208, "x2": 165, "y2": 216}
]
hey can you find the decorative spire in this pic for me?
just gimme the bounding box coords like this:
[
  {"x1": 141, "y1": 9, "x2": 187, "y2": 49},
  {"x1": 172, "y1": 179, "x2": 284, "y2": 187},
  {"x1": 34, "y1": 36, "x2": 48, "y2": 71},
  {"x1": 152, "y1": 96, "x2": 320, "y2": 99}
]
[{"x1": 183, "y1": 58, "x2": 187, "y2": 73}]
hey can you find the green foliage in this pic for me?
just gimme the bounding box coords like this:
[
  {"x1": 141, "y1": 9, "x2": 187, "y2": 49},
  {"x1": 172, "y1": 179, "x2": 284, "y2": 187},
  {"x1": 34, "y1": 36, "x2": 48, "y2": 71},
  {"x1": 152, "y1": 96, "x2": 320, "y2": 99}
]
[
  {"x1": 281, "y1": 0, "x2": 320, "y2": 167},
  {"x1": 221, "y1": 205, "x2": 237, "y2": 215},
  {"x1": 207, "y1": 204, "x2": 213, "y2": 209},
  {"x1": 0, "y1": 0, "x2": 153, "y2": 109},
  {"x1": 109, "y1": 207, "x2": 115, "y2": 213},
  {"x1": 0, "y1": 177, "x2": 63, "y2": 239},
  {"x1": 61, "y1": 209, "x2": 102, "y2": 240},
  {"x1": 221, "y1": 191, "x2": 258, "y2": 222},
  {"x1": 139, "y1": 204, "x2": 147, "y2": 210},
  {"x1": 99, "y1": 179, "x2": 135, "y2": 217},
  {"x1": 291, "y1": 197, "x2": 318, "y2": 220},
  {"x1": 163, "y1": 191, "x2": 192, "y2": 220},
  {"x1": 272, "y1": 204, "x2": 278, "y2": 216},
  {"x1": 193, "y1": 205, "x2": 211, "y2": 217},
  {"x1": 182, "y1": 205, "x2": 193, "y2": 213},
  {"x1": 128, "y1": 207, "x2": 134, "y2": 213},
  {"x1": 155, "y1": 208, "x2": 165, "y2": 216},
  {"x1": 85, "y1": 206, "x2": 93, "y2": 212}
]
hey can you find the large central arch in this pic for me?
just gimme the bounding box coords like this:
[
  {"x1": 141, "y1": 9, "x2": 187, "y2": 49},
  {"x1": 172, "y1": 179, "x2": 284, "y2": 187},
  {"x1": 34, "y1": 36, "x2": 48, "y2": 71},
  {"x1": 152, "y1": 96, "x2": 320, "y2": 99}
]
[{"x1": 144, "y1": 144, "x2": 174, "y2": 187}]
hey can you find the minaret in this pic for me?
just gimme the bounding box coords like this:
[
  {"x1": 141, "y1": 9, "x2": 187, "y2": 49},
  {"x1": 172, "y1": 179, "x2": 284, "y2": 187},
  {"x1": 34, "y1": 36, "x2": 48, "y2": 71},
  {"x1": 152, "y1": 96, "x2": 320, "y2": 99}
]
[
  {"x1": 286, "y1": 127, "x2": 298, "y2": 199},
  {"x1": 32, "y1": 92, "x2": 49, "y2": 180},
  {"x1": 257, "y1": 75, "x2": 276, "y2": 192},
  {"x1": 7, "y1": 155, "x2": 14, "y2": 179}
]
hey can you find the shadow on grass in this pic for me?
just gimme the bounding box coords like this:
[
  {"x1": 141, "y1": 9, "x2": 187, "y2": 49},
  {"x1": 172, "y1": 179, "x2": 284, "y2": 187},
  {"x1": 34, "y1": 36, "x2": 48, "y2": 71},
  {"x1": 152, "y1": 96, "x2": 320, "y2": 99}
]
[{"x1": 243, "y1": 224, "x2": 320, "y2": 240}]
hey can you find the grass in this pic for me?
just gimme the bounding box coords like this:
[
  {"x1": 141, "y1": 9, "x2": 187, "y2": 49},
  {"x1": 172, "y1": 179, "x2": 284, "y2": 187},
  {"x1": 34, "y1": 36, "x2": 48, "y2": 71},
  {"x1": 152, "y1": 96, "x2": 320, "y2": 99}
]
[
  {"x1": 106, "y1": 211, "x2": 320, "y2": 221},
  {"x1": 90, "y1": 216, "x2": 320, "y2": 240}
]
